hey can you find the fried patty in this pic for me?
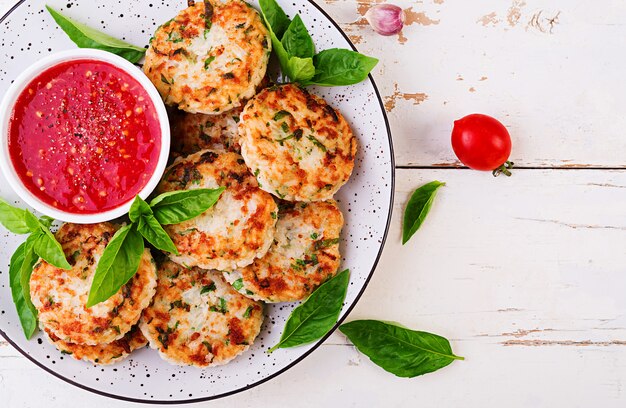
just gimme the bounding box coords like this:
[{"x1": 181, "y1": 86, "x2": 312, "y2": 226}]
[
  {"x1": 44, "y1": 325, "x2": 147, "y2": 365},
  {"x1": 144, "y1": 0, "x2": 271, "y2": 114},
  {"x1": 140, "y1": 260, "x2": 264, "y2": 367},
  {"x1": 157, "y1": 150, "x2": 278, "y2": 271},
  {"x1": 30, "y1": 223, "x2": 157, "y2": 345},
  {"x1": 169, "y1": 106, "x2": 242, "y2": 158},
  {"x1": 239, "y1": 84, "x2": 357, "y2": 201},
  {"x1": 224, "y1": 200, "x2": 343, "y2": 302}
]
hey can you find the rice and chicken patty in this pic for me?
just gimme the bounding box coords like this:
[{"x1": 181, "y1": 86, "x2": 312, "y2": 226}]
[
  {"x1": 30, "y1": 222, "x2": 157, "y2": 346},
  {"x1": 144, "y1": 0, "x2": 271, "y2": 115},
  {"x1": 43, "y1": 325, "x2": 148, "y2": 365},
  {"x1": 140, "y1": 260, "x2": 264, "y2": 367},
  {"x1": 223, "y1": 200, "x2": 343, "y2": 302},
  {"x1": 169, "y1": 105, "x2": 243, "y2": 158},
  {"x1": 239, "y1": 83, "x2": 357, "y2": 202},
  {"x1": 157, "y1": 149, "x2": 278, "y2": 271}
]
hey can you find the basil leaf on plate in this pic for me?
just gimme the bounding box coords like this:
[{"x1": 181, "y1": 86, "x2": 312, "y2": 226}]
[
  {"x1": 86, "y1": 224, "x2": 144, "y2": 307},
  {"x1": 128, "y1": 195, "x2": 153, "y2": 223},
  {"x1": 287, "y1": 56, "x2": 315, "y2": 82},
  {"x1": 149, "y1": 187, "x2": 225, "y2": 225},
  {"x1": 10, "y1": 241, "x2": 38, "y2": 339},
  {"x1": 46, "y1": 6, "x2": 146, "y2": 63},
  {"x1": 402, "y1": 180, "x2": 445, "y2": 245},
  {"x1": 339, "y1": 320, "x2": 464, "y2": 377},
  {"x1": 38, "y1": 215, "x2": 55, "y2": 229},
  {"x1": 304, "y1": 48, "x2": 379, "y2": 87},
  {"x1": 137, "y1": 214, "x2": 179, "y2": 255},
  {"x1": 23, "y1": 211, "x2": 70, "y2": 270},
  {"x1": 259, "y1": 2, "x2": 292, "y2": 80},
  {"x1": 0, "y1": 199, "x2": 29, "y2": 234},
  {"x1": 259, "y1": 0, "x2": 291, "y2": 39},
  {"x1": 269, "y1": 269, "x2": 350, "y2": 352},
  {"x1": 281, "y1": 15, "x2": 314, "y2": 58},
  {"x1": 19, "y1": 237, "x2": 39, "y2": 318}
]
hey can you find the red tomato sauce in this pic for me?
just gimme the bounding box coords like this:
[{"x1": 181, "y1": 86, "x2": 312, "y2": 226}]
[{"x1": 8, "y1": 59, "x2": 161, "y2": 214}]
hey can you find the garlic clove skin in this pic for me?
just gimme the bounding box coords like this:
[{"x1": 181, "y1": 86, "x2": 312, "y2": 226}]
[{"x1": 365, "y1": 4, "x2": 406, "y2": 36}]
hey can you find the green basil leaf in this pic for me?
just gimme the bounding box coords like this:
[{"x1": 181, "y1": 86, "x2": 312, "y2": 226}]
[
  {"x1": 259, "y1": 6, "x2": 292, "y2": 81},
  {"x1": 281, "y1": 15, "x2": 314, "y2": 58},
  {"x1": 304, "y1": 48, "x2": 379, "y2": 87},
  {"x1": 38, "y1": 215, "x2": 55, "y2": 229},
  {"x1": 128, "y1": 195, "x2": 153, "y2": 223},
  {"x1": 259, "y1": 0, "x2": 291, "y2": 39},
  {"x1": 269, "y1": 269, "x2": 350, "y2": 352},
  {"x1": 22, "y1": 210, "x2": 41, "y2": 233},
  {"x1": 287, "y1": 56, "x2": 315, "y2": 82},
  {"x1": 46, "y1": 6, "x2": 146, "y2": 63},
  {"x1": 20, "y1": 236, "x2": 40, "y2": 319},
  {"x1": 339, "y1": 320, "x2": 464, "y2": 377},
  {"x1": 150, "y1": 187, "x2": 225, "y2": 225},
  {"x1": 402, "y1": 181, "x2": 445, "y2": 245},
  {"x1": 137, "y1": 214, "x2": 179, "y2": 255},
  {"x1": 10, "y1": 241, "x2": 38, "y2": 339},
  {"x1": 86, "y1": 224, "x2": 144, "y2": 307},
  {"x1": 23, "y1": 211, "x2": 71, "y2": 270},
  {"x1": 0, "y1": 199, "x2": 29, "y2": 234}
]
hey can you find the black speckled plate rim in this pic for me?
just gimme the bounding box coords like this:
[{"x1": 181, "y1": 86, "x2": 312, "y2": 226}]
[{"x1": 0, "y1": 0, "x2": 396, "y2": 404}]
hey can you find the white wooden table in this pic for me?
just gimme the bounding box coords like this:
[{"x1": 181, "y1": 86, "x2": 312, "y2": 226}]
[{"x1": 2, "y1": 0, "x2": 625, "y2": 406}]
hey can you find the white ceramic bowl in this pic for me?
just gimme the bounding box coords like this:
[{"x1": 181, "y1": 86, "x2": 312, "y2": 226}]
[{"x1": 0, "y1": 48, "x2": 170, "y2": 223}]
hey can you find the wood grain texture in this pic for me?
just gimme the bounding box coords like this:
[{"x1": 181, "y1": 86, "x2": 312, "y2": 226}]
[
  {"x1": 322, "y1": 0, "x2": 626, "y2": 168},
  {"x1": 1, "y1": 0, "x2": 625, "y2": 407}
]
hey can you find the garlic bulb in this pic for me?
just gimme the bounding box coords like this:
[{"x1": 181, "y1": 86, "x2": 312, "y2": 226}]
[{"x1": 364, "y1": 4, "x2": 405, "y2": 36}]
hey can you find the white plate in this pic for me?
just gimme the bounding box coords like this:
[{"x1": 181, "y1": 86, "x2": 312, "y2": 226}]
[{"x1": 0, "y1": 0, "x2": 394, "y2": 403}]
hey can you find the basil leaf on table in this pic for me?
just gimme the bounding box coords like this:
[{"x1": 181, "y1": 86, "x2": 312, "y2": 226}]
[
  {"x1": 149, "y1": 187, "x2": 225, "y2": 225},
  {"x1": 10, "y1": 242, "x2": 38, "y2": 339},
  {"x1": 259, "y1": 0, "x2": 291, "y2": 39},
  {"x1": 269, "y1": 269, "x2": 350, "y2": 352},
  {"x1": 281, "y1": 15, "x2": 315, "y2": 58},
  {"x1": 86, "y1": 224, "x2": 144, "y2": 307},
  {"x1": 46, "y1": 6, "x2": 146, "y2": 63},
  {"x1": 304, "y1": 48, "x2": 379, "y2": 87},
  {"x1": 0, "y1": 198, "x2": 29, "y2": 234},
  {"x1": 339, "y1": 320, "x2": 464, "y2": 377},
  {"x1": 287, "y1": 56, "x2": 315, "y2": 82},
  {"x1": 402, "y1": 180, "x2": 445, "y2": 245}
]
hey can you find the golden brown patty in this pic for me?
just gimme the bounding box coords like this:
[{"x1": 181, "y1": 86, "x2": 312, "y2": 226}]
[
  {"x1": 143, "y1": 0, "x2": 271, "y2": 114},
  {"x1": 169, "y1": 106, "x2": 243, "y2": 158},
  {"x1": 239, "y1": 84, "x2": 357, "y2": 201},
  {"x1": 168, "y1": 75, "x2": 272, "y2": 158},
  {"x1": 224, "y1": 200, "x2": 343, "y2": 302},
  {"x1": 157, "y1": 150, "x2": 278, "y2": 271},
  {"x1": 44, "y1": 325, "x2": 147, "y2": 365},
  {"x1": 140, "y1": 260, "x2": 264, "y2": 367},
  {"x1": 30, "y1": 223, "x2": 157, "y2": 345}
]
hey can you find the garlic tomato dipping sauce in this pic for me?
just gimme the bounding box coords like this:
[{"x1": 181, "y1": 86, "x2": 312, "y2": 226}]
[{"x1": 8, "y1": 59, "x2": 161, "y2": 214}]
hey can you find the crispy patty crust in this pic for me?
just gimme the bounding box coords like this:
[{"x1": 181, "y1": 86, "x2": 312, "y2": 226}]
[
  {"x1": 144, "y1": 0, "x2": 271, "y2": 114},
  {"x1": 224, "y1": 200, "x2": 344, "y2": 302},
  {"x1": 44, "y1": 325, "x2": 147, "y2": 365},
  {"x1": 140, "y1": 260, "x2": 264, "y2": 367},
  {"x1": 239, "y1": 84, "x2": 357, "y2": 201},
  {"x1": 169, "y1": 106, "x2": 242, "y2": 158},
  {"x1": 30, "y1": 223, "x2": 157, "y2": 345},
  {"x1": 157, "y1": 150, "x2": 278, "y2": 271}
]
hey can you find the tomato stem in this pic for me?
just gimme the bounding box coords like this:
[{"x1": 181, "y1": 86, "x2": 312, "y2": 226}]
[{"x1": 492, "y1": 161, "x2": 514, "y2": 177}]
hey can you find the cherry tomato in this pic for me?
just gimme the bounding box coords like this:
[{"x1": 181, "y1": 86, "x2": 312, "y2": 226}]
[{"x1": 451, "y1": 114, "x2": 514, "y2": 176}]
